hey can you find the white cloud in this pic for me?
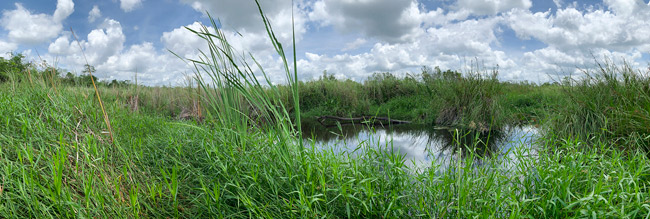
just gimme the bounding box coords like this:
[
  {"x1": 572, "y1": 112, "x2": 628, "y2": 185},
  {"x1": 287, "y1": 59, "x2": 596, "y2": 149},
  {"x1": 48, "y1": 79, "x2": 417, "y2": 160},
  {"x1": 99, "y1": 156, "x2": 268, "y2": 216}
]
[
  {"x1": 53, "y1": 0, "x2": 75, "y2": 22},
  {"x1": 48, "y1": 35, "x2": 72, "y2": 55},
  {"x1": 604, "y1": 0, "x2": 650, "y2": 17},
  {"x1": 120, "y1": 0, "x2": 143, "y2": 12},
  {"x1": 296, "y1": 0, "x2": 648, "y2": 83},
  {"x1": 161, "y1": 22, "x2": 209, "y2": 59},
  {"x1": 180, "y1": 0, "x2": 308, "y2": 44},
  {"x1": 309, "y1": 0, "x2": 426, "y2": 43},
  {"x1": 173, "y1": 0, "x2": 310, "y2": 83},
  {"x1": 519, "y1": 47, "x2": 645, "y2": 82},
  {"x1": 47, "y1": 19, "x2": 190, "y2": 85},
  {"x1": 507, "y1": 6, "x2": 650, "y2": 52},
  {"x1": 0, "y1": 40, "x2": 18, "y2": 58},
  {"x1": 5, "y1": 0, "x2": 650, "y2": 86},
  {"x1": 99, "y1": 42, "x2": 158, "y2": 77},
  {"x1": 297, "y1": 15, "x2": 518, "y2": 81},
  {"x1": 85, "y1": 19, "x2": 127, "y2": 65},
  {"x1": 88, "y1": 5, "x2": 101, "y2": 23},
  {"x1": 180, "y1": 0, "x2": 286, "y2": 30},
  {"x1": 51, "y1": 19, "x2": 126, "y2": 67},
  {"x1": 160, "y1": 12, "x2": 308, "y2": 84},
  {"x1": 0, "y1": 1, "x2": 74, "y2": 45},
  {"x1": 456, "y1": 0, "x2": 532, "y2": 15},
  {"x1": 495, "y1": 3, "x2": 650, "y2": 81},
  {"x1": 342, "y1": 38, "x2": 367, "y2": 51},
  {"x1": 39, "y1": 19, "x2": 284, "y2": 85}
]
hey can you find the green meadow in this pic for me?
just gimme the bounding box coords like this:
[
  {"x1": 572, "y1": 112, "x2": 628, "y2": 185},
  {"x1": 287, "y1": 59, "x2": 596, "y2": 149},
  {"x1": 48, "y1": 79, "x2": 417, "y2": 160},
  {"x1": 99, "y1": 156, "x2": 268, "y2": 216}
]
[{"x1": 1, "y1": 3, "x2": 650, "y2": 218}]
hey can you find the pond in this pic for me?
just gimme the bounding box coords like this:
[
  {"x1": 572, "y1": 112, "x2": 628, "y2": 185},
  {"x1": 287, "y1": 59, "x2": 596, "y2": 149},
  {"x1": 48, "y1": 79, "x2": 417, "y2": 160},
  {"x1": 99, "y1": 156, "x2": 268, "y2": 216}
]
[{"x1": 302, "y1": 123, "x2": 540, "y2": 172}]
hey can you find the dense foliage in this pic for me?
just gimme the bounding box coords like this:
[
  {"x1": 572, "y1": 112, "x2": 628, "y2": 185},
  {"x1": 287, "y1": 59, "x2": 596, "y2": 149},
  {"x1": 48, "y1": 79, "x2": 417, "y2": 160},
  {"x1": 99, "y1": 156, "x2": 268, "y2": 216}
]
[{"x1": 285, "y1": 66, "x2": 557, "y2": 132}]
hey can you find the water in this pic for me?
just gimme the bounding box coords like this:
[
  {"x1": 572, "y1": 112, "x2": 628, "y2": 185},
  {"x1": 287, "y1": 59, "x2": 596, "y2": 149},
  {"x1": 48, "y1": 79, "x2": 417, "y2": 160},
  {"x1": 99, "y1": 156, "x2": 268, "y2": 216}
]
[{"x1": 302, "y1": 123, "x2": 539, "y2": 172}]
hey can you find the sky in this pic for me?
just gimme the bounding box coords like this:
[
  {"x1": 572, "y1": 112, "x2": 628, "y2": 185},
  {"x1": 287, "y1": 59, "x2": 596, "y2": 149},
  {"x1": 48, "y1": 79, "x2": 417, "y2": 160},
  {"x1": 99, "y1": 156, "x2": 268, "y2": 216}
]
[{"x1": 1, "y1": 0, "x2": 649, "y2": 85}]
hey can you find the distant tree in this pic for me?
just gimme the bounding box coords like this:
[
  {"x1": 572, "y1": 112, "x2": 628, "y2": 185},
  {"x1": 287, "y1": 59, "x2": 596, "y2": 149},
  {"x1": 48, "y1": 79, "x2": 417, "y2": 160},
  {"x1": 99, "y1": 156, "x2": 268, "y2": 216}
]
[
  {"x1": 82, "y1": 64, "x2": 96, "y2": 75},
  {"x1": 320, "y1": 70, "x2": 336, "y2": 81},
  {"x1": 420, "y1": 65, "x2": 461, "y2": 82},
  {"x1": 421, "y1": 66, "x2": 434, "y2": 84},
  {"x1": 561, "y1": 76, "x2": 573, "y2": 86},
  {"x1": 0, "y1": 53, "x2": 27, "y2": 83}
]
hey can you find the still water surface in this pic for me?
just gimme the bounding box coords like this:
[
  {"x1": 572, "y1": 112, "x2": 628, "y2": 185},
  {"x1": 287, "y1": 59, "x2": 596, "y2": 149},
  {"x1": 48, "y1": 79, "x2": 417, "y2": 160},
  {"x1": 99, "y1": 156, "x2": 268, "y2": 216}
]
[{"x1": 303, "y1": 124, "x2": 539, "y2": 171}]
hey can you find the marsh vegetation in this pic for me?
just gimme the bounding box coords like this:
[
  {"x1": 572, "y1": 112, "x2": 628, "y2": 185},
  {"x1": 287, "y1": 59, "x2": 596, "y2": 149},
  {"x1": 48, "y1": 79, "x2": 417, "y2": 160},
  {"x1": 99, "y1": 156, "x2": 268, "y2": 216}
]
[{"x1": 1, "y1": 2, "x2": 650, "y2": 218}]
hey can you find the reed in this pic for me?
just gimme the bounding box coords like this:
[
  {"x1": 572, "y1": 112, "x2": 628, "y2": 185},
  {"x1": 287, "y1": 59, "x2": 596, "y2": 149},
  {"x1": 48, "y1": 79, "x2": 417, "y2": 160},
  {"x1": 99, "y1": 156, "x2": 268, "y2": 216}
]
[
  {"x1": 71, "y1": 28, "x2": 115, "y2": 144},
  {"x1": 549, "y1": 59, "x2": 650, "y2": 151}
]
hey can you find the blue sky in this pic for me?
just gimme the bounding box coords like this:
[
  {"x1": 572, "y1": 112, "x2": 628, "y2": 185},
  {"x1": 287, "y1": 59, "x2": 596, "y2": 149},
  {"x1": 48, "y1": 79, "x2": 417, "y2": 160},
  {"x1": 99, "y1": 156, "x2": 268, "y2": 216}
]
[{"x1": 1, "y1": 0, "x2": 649, "y2": 85}]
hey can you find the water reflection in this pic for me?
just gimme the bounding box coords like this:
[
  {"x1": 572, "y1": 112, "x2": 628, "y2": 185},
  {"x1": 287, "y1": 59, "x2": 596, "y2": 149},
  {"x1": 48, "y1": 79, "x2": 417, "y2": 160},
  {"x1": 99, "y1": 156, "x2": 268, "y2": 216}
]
[{"x1": 302, "y1": 123, "x2": 539, "y2": 171}]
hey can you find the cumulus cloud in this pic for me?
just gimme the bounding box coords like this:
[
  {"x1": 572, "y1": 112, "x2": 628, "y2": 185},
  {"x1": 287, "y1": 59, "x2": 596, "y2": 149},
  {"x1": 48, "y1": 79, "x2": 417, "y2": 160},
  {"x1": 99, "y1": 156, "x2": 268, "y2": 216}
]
[
  {"x1": 342, "y1": 38, "x2": 367, "y2": 52},
  {"x1": 519, "y1": 47, "x2": 645, "y2": 81},
  {"x1": 297, "y1": 15, "x2": 517, "y2": 81},
  {"x1": 0, "y1": 40, "x2": 18, "y2": 58},
  {"x1": 161, "y1": 22, "x2": 209, "y2": 59},
  {"x1": 99, "y1": 42, "x2": 158, "y2": 76},
  {"x1": 507, "y1": 5, "x2": 650, "y2": 53},
  {"x1": 309, "y1": 0, "x2": 427, "y2": 43},
  {"x1": 88, "y1": 5, "x2": 101, "y2": 23},
  {"x1": 180, "y1": 0, "x2": 284, "y2": 30},
  {"x1": 53, "y1": 0, "x2": 75, "y2": 22},
  {"x1": 161, "y1": 21, "x2": 294, "y2": 84},
  {"x1": 162, "y1": 21, "x2": 267, "y2": 58},
  {"x1": 6, "y1": 0, "x2": 650, "y2": 86},
  {"x1": 50, "y1": 19, "x2": 126, "y2": 67},
  {"x1": 179, "y1": 0, "x2": 308, "y2": 43},
  {"x1": 120, "y1": 0, "x2": 143, "y2": 12},
  {"x1": 46, "y1": 19, "x2": 191, "y2": 85},
  {"x1": 456, "y1": 0, "x2": 532, "y2": 15},
  {"x1": 493, "y1": 2, "x2": 650, "y2": 80},
  {"x1": 604, "y1": 0, "x2": 650, "y2": 17},
  {"x1": 0, "y1": 0, "x2": 74, "y2": 45},
  {"x1": 48, "y1": 35, "x2": 72, "y2": 55},
  {"x1": 84, "y1": 19, "x2": 127, "y2": 65}
]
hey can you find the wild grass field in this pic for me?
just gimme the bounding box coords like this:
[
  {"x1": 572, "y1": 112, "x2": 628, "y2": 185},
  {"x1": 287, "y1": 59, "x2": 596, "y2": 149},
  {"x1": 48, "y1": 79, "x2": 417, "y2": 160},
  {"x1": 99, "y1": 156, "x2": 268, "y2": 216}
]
[{"x1": 1, "y1": 3, "x2": 650, "y2": 218}]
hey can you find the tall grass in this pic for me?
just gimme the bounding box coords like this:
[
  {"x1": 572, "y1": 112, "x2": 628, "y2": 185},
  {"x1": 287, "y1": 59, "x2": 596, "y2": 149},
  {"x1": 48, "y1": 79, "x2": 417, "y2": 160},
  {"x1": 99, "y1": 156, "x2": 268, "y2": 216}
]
[
  {"x1": 71, "y1": 28, "x2": 115, "y2": 144},
  {"x1": 290, "y1": 64, "x2": 515, "y2": 130},
  {"x1": 178, "y1": 11, "x2": 299, "y2": 146},
  {"x1": 425, "y1": 64, "x2": 504, "y2": 131},
  {"x1": 550, "y1": 60, "x2": 650, "y2": 151}
]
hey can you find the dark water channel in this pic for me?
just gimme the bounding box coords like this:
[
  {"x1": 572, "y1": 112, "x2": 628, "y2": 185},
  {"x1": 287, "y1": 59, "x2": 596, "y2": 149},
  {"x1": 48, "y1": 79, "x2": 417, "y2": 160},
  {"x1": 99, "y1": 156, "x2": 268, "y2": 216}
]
[{"x1": 302, "y1": 123, "x2": 539, "y2": 172}]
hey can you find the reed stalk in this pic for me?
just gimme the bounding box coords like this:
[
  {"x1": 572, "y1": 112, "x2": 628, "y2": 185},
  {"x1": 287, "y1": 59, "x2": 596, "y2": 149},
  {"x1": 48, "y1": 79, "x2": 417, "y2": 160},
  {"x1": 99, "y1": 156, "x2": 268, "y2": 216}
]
[{"x1": 70, "y1": 28, "x2": 115, "y2": 144}]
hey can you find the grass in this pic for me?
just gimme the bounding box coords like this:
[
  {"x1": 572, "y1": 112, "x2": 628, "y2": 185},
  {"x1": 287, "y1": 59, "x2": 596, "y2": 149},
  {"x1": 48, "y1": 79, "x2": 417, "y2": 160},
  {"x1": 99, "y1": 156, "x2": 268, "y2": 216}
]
[
  {"x1": 1, "y1": 1, "x2": 650, "y2": 217},
  {"x1": 2, "y1": 81, "x2": 649, "y2": 217},
  {"x1": 281, "y1": 65, "x2": 562, "y2": 131},
  {"x1": 548, "y1": 60, "x2": 650, "y2": 151}
]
